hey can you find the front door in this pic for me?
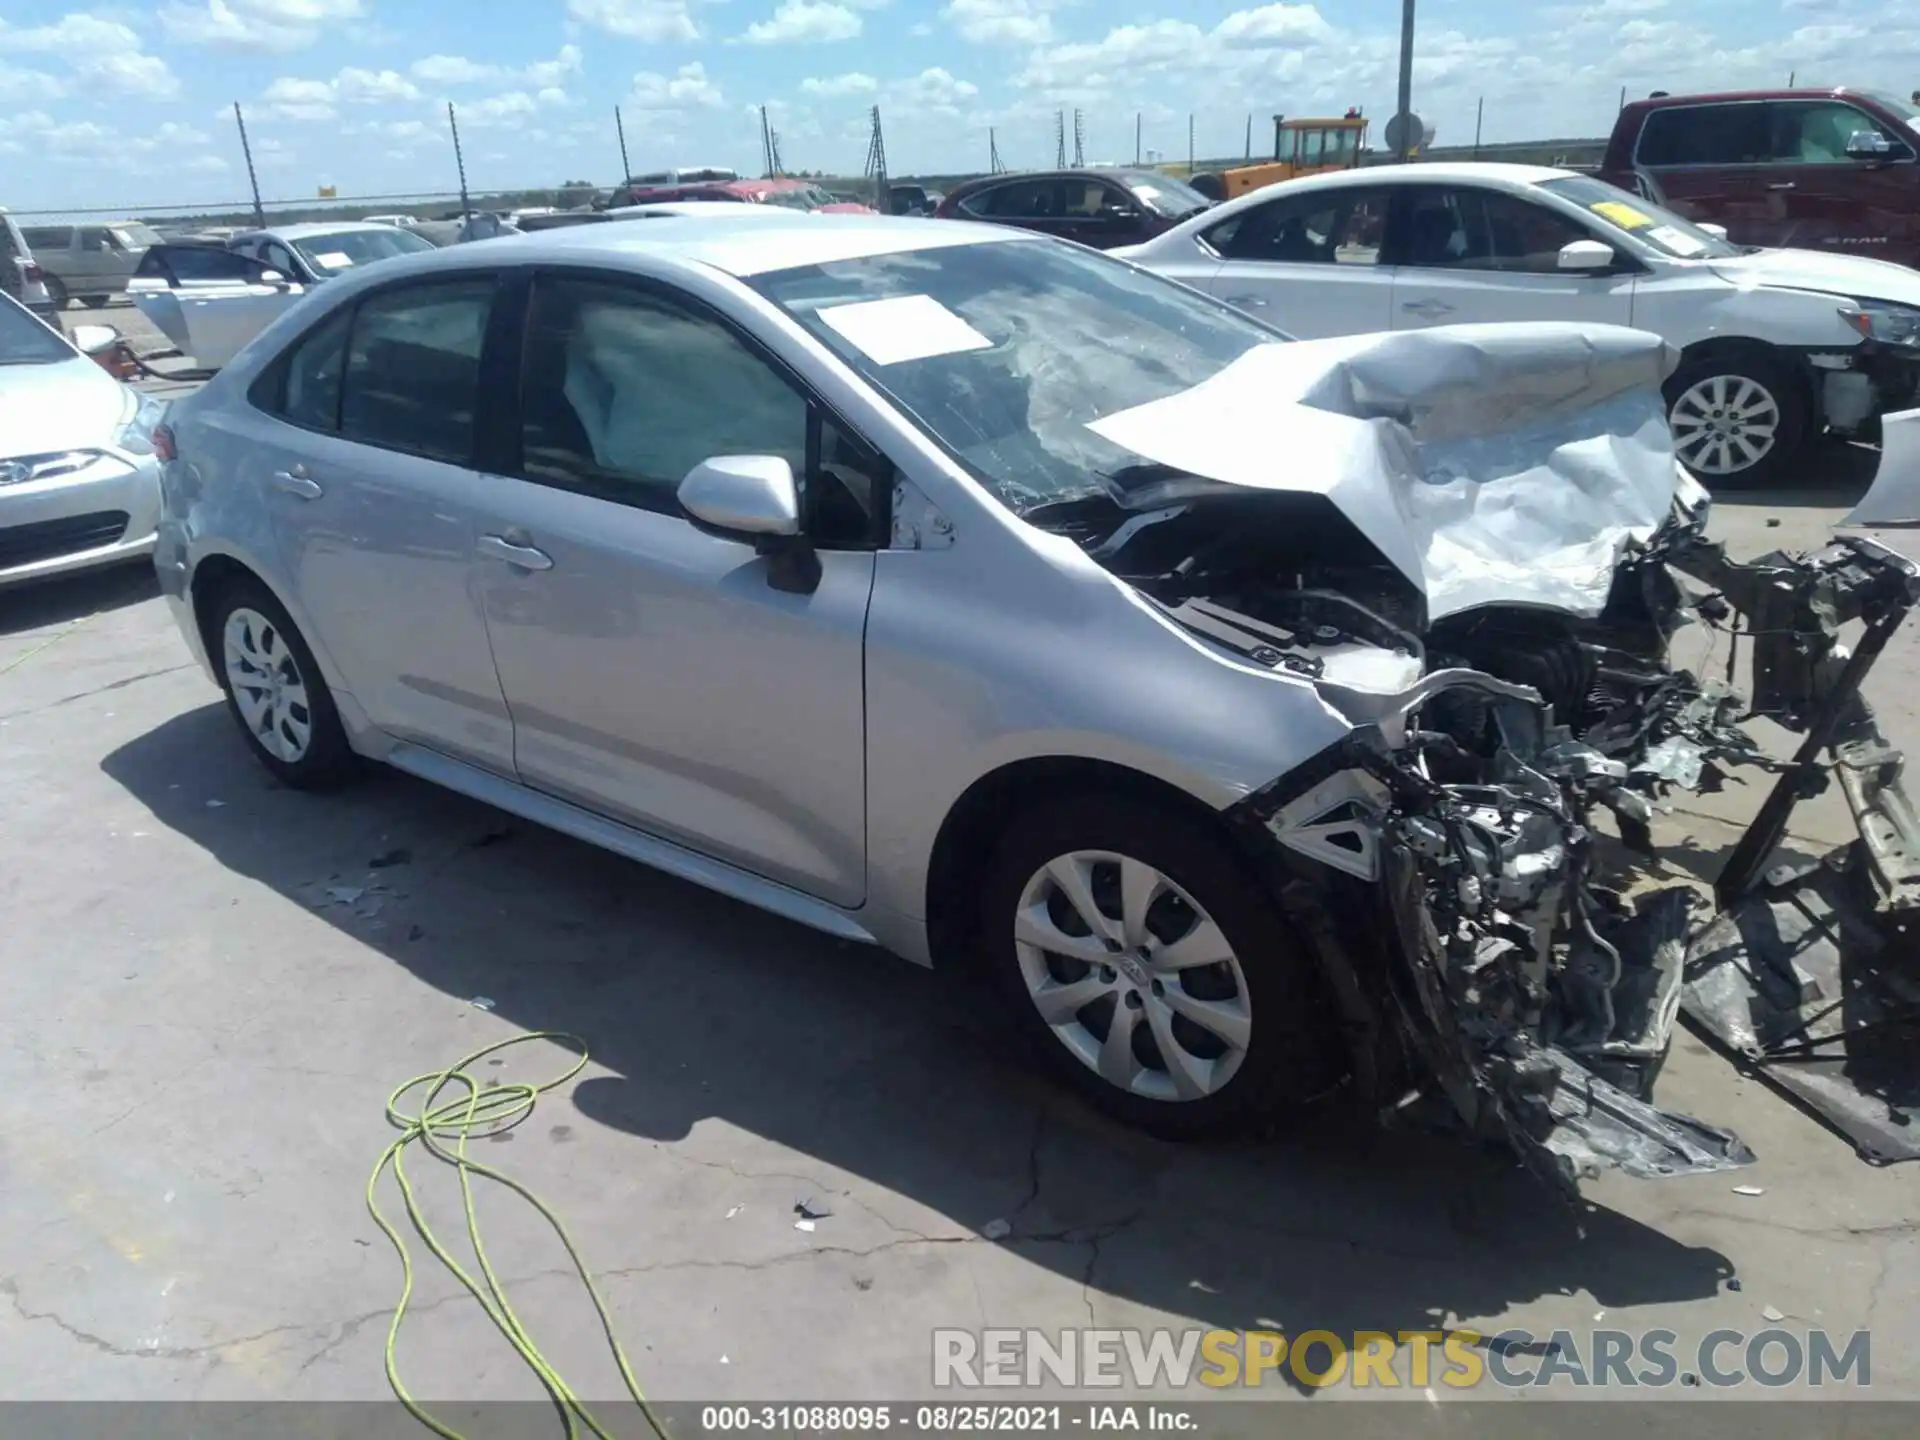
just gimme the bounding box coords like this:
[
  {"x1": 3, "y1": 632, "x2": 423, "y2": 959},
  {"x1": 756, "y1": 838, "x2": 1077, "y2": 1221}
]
[
  {"x1": 252, "y1": 274, "x2": 516, "y2": 772},
  {"x1": 468, "y1": 271, "x2": 878, "y2": 905},
  {"x1": 1765, "y1": 98, "x2": 1920, "y2": 265},
  {"x1": 1385, "y1": 184, "x2": 1638, "y2": 330},
  {"x1": 1194, "y1": 183, "x2": 1394, "y2": 337},
  {"x1": 127, "y1": 244, "x2": 305, "y2": 369},
  {"x1": 1633, "y1": 100, "x2": 1788, "y2": 250}
]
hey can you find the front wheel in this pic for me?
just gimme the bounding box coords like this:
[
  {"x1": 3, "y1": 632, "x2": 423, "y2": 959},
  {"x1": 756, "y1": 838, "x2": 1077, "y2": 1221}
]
[
  {"x1": 1665, "y1": 351, "x2": 1807, "y2": 489},
  {"x1": 979, "y1": 795, "x2": 1339, "y2": 1138}
]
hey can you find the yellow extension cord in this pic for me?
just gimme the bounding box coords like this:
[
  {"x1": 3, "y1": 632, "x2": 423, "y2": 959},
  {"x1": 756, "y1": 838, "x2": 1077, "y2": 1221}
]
[{"x1": 368, "y1": 1031, "x2": 669, "y2": 1440}]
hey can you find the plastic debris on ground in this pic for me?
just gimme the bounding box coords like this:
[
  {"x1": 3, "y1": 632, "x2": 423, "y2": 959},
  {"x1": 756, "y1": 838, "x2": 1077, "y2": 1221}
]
[
  {"x1": 469, "y1": 996, "x2": 496, "y2": 1012},
  {"x1": 981, "y1": 1219, "x2": 1012, "y2": 1241},
  {"x1": 1732, "y1": 1184, "x2": 1765, "y2": 1196},
  {"x1": 793, "y1": 1219, "x2": 816, "y2": 1233}
]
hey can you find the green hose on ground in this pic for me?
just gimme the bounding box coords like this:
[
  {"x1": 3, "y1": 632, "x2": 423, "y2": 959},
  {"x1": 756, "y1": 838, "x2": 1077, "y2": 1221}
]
[{"x1": 368, "y1": 1031, "x2": 669, "y2": 1440}]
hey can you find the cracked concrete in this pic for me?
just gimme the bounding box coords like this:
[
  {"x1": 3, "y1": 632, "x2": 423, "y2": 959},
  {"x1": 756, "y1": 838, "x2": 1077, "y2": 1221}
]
[{"x1": 2, "y1": 470, "x2": 1918, "y2": 1416}]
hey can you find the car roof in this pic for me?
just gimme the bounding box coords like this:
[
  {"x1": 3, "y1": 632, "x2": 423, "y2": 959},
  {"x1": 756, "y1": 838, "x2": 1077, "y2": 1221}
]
[
  {"x1": 1289, "y1": 161, "x2": 1574, "y2": 188},
  {"x1": 952, "y1": 168, "x2": 1181, "y2": 192},
  {"x1": 463, "y1": 212, "x2": 1025, "y2": 278},
  {"x1": 1627, "y1": 86, "x2": 1865, "y2": 107},
  {"x1": 238, "y1": 221, "x2": 407, "y2": 242}
]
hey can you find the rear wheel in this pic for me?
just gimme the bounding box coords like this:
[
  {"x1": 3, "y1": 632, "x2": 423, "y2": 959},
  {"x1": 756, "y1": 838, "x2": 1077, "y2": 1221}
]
[
  {"x1": 1665, "y1": 350, "x2": 1807, "y2": 489},
  {"x1": 979, "y1": 794, "x2": 1339, "y2": 1137},
  {"x1": 209, "y1": 577, "x2": 358, "y2": 789}
]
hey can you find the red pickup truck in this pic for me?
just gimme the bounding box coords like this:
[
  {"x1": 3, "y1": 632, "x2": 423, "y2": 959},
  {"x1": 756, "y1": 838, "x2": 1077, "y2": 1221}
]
[{"x1": 1599, "y1": 88, "x2": 1920, "y2": 267}]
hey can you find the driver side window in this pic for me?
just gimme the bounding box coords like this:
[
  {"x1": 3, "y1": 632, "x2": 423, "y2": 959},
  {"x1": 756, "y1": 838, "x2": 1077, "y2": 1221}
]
[
  {"x1": 1205, "y1": 189, "x2": 1387, "y2": 265},
  {"x1": 1395, "y1": 187, "x2": 1593, "y2": 274}
]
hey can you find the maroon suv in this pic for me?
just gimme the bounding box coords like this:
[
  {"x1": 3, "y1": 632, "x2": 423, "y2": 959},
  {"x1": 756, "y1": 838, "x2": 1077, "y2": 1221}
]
[
  {"x1": 1600, "y1": 88, "x2": 1920, "y2": 267},
  {"x1": 933, "y1": 169, "x2": 1213, "y2": 248}
]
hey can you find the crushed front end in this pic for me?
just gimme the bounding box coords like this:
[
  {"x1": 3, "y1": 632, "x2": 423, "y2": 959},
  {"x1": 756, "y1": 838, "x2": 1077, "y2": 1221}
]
[
  {"x1": 1068, "y1": 323, "x2": 1920, "y2": 1189},
  {"x1": 1219, "y1": 511, "x2": 1920, "y2": 1189}
]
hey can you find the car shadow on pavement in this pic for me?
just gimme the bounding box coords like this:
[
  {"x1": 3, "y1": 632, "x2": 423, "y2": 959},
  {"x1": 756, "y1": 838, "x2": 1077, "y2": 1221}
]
[
  {"x1": 102, "y1": 704, "x2": 1737, "y2": 1391},
  {"x1": 1706, "y1": 437, "x2": 1878, "y2": 512},
  {"x1": 0, "y1": 563, "x2": 158, "y2": 636}
]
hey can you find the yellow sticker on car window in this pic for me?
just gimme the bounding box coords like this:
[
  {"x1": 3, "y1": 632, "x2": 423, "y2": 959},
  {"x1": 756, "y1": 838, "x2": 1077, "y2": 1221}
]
[{"x1": 1590, "y1": 200, "x2": 1654, "y2": 230}]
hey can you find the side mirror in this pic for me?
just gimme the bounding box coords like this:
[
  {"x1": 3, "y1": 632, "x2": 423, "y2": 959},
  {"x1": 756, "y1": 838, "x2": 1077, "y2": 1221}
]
[
  {"x1": 70, "y1": 323, "x2": 121, "y2": 356},
  {"x1": 678, "y1": 455, "x2": 819, "y2": 594},
  {"x1": 1846, "y1": 129, "x2": 1894, "y2": 159},
  {"x1": 1698, "y1": 222, "x2": 1730, "y2": 240},
  {"x1": 1558, "y1": 238, "x2": 1617, "y2": 271},
  {"x1": 259, "y1": 269, "x2": 287, "y2": 285},
  {"x1": 99, "y1": 239, "x2": 115, "y2": 252}
]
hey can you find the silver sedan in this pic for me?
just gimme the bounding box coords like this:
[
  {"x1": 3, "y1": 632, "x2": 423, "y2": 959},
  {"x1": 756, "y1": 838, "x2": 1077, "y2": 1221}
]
[
  {"x1": 0, "y1": 296, "x2": 164, "y2": 587},
  {"x1": 150, "y1": 213, "x2": 1920, "y2": 1187}
]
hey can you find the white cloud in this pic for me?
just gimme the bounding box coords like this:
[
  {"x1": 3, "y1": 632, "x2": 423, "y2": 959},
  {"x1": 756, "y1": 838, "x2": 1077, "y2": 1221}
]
[
  {"x1": 741, "y1": 1, "x2": 862, "y2": 45},
  {"x1": 183, "y1": 153, "x2": 231, "y2": 172},
  {"x1": 629, "y1": 61, "x2": 725, "y2": 111},
  {"x1": 801, "y1": 72, "x2": 879, "y2": 97},
  {"x1": 411, "y1": 46, "x2": 582, "y2": 90},
  {"x1": 1214, "y1": 3, "x2": 1334, "y2": 46},
  {"x1": 887, "y1": 67, "x2": 980, "y2": 113},
  {"x1": 258, "y1": 64, "x2": 428, "y2": 120},
  {"x1": 0, "y1": 62, "x2": 65, "y2": 102},
  {"x1": 261, "y1": 75, "x2": 337, "y2": 120},
  {"x1": 569, "y1": 0, "x2": 701, "y2": 43},
  {"x1": 160, "y1": 0, "x2": 365, "y2": 54},
  {"x1": 0, "y1": 11, "x2": 180, "y2": 98},
  {"x1": 940, "y1": 0, "x2": 1057, "y2": 46},
  {"x1": 336, "y1": 67, "x2": 420, "y2": 103}
]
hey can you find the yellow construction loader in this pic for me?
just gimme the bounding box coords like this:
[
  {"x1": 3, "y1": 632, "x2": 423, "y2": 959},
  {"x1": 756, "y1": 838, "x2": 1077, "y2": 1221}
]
[{"x1": 1176, "y1": 111, "x2": 1370, "y2": 202}]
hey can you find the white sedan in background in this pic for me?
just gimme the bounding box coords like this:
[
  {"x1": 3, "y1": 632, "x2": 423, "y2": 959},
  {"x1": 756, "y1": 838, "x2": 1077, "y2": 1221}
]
[{"x1": 1119, "y1": 162, "x2": 1920, "y2": 486}]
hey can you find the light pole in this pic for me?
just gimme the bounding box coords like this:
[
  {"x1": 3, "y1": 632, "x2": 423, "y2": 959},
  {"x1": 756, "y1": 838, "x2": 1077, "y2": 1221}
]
[{"x1": 1395, "y1": 0, "x2": 1416, "y2": 162}]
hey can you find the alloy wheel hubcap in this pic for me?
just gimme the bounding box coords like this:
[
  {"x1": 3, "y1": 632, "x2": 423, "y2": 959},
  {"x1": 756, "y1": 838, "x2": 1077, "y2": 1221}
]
[
  {"x1": 223, "y1": 607, "x2": 312, "y2": 763},
  {"x1": 1013, "y1": 851, "x2": 1252, "y2": 1103},
  {"x1": 1670, "y1": 374, "x2": 1780, "y2": 476}
]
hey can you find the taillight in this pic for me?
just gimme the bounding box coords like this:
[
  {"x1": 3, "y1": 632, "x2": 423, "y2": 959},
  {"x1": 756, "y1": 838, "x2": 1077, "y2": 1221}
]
[
  {"x1": 153, "y1": 424, "x2": 176, "y2": 463},
  {"x1": 23, "y1": 262, "x2": 43, "y2": 283}
]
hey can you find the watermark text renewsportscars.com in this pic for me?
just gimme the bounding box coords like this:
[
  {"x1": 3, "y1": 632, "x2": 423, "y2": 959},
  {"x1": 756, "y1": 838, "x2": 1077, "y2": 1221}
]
[{"x1": 932, "y1": 1327, "x2": 1872, "y2": 1391}]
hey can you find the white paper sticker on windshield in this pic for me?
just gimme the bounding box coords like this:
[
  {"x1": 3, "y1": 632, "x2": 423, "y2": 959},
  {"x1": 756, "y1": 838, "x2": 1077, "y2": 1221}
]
[
  {"x1": 817, "y1": 294, "x2": 992, "y2": 365},
  {"x1": 314, "y1": 251, "x2": 353, "y2": 268},
  {"x1": 1646, "y1": 225, "x2": 1707, "y2": 257}
]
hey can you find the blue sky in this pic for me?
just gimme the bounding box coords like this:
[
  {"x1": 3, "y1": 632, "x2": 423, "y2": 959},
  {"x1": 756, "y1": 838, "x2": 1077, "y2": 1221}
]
[{"x1": 2, "y1": 0, "x2": 1917, "y2": 213}]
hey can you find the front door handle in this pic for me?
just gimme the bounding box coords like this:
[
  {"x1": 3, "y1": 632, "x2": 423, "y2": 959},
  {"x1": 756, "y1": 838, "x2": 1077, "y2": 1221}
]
[
  {"x1": 1402, "y1": 299, "x2": 1456, "y2": 318},
  {"x1": 270, "y1": 467, "x2": 323, "y2": 500},
  {"x1": 1768, "y1": 181, "x2": 1796, "y2": 191},
  {"x1": 477, "y1": 533, "x2": 554, "y2": 572},
  {"x1": 1221, "y1": 293, "x2": 1269, "y2": 308}
]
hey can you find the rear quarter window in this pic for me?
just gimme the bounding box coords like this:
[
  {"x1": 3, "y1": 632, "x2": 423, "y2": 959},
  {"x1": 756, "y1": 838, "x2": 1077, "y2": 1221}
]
[{"x1": 1636, "y1": 104, "x2": 1770, "y2": 166}]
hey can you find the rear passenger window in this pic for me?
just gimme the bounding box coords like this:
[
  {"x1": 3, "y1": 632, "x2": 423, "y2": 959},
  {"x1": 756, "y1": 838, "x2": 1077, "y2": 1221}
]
[
  {"x1": 961, "y1": 179, "x2": 1061, "y2": 219},
  {"x1": 1636, "y1": 104, "x2": 1770, "y2": 166},
  {"x1": 338, "y1": 279, "x2": 494, "y2": 465},
  {"x1": 282, "y1": 308, "x2": 352, "y2": 431}
]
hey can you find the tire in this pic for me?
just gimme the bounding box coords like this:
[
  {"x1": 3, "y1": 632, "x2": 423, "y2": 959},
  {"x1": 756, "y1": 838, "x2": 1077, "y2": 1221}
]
[
  {"x1": 208, "y1": 576, "x2": 358, "y2": 789},
  {"x1": 1188, "y1": 172, "x2": 1227, "y2": 203},
  {"x1": 979, "y1": 794, "x2": 1340, "y2": 1138},
  {"x1": 42, "y1": 275, "x2": 68, "y2": 311},
  {"x1": 1665, "y1": 349, "x2": 1807, "y2": 490},
  {"x1": 81, "y1": 295, "x2": 109, "y2": 309}
]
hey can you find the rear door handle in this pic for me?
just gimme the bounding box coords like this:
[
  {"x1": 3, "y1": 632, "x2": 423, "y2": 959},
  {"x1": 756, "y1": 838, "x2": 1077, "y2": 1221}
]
[
  {"x1": 1222, "y1": 293, "x2": 1269, "y2": 308},
  {"x1": 1402, "y1": 299, "x2": 1456, "y2": 317},
  {"x1": 270, "y1": 467, "x2": 322, "y2": 500},
  {"x1": 1768, "y1": 181, "x2": 1796, "y2": 191},
  {"x1": 477, "y1": 533, "x2": 554, "y2": 572}
]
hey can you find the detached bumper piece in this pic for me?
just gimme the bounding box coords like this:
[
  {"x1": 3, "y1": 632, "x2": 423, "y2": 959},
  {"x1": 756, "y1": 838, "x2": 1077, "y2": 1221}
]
[{"x1": 1672, "y1": 534, "x2": 1920, "y2": 1165}]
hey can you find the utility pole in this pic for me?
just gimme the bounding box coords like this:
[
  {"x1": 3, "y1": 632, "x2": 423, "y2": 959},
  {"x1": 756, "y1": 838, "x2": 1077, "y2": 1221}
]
[
  {"x1": 989, "y1": 127, "x2": 1004, "y2": 173},
  {"x1": 1473, "y1": 96, "x2": 1483, "y2": 161},
  {"x1": 1134, "y1": 111, "x2": 1142, "y2": 166},
  {"x1": 447, "y1": 102, "x2": 470, "y2": 220},
  {"x1": 863, "y1": 105, "x2": 889, "y2": 210},
  {"x1": 1394, "y1": 0, "x2": 1417, "y2": 162},
  {"x1": 615, "y1": 105, "x2": 631, "y2": 182},
  {"x1": 1618, "y1": 85, "x2": 1627, "y2": 112},
  {"x1": 1187, "y1": 113, "x2": 1194, "y2": 175},
  {"x1": 760, "y1": 105, "x2": 778, "y2": 178},
  {"x1": 1071, "y1": 109, "x2": 1085, "y2": 168},
  {"x1": 232, "y1": 102, "x2": 265, "y2": 227},
  {"x1": 1244, "y1": 113, "x2": 1252, "y2": 160},
  {"x1": 1053, "y1": 110, "x2": 1066, "y2": 169}
]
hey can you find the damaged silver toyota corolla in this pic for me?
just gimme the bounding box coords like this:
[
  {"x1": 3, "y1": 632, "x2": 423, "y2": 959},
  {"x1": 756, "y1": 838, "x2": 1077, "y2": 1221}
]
[{"x1": 160, "y1": 222, "x2": 1918, "y2": 1192}]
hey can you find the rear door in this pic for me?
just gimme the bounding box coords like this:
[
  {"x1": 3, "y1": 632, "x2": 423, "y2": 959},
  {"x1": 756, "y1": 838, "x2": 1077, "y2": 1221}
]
[
  {"x1": 1194, "y1": 184, "x2": 1394, "y2": 336},
  {"x1": 250, "y1": 274, "x2": 517, "y2": 772},
  {"x1": 1632, "y1": 101, "x2": 1787, "y2": 248},
  {"x1": 956, "y1": 177, "x2": 1070, "y2": 241},
  {"x1": 1385, "y1": 183, "x2": 1637, "y2": 330},
  {"x1": 127, "y1": 244, "x2": 305, "y2": 369}
]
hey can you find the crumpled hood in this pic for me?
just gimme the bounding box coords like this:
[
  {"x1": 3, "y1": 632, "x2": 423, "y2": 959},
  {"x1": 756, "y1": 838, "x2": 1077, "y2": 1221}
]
[
  {"x1": 1708, "y1": 246, "x2": 1920, "y2": 306},
  {"x1": 1086, "y1": 322, "x2": 1681, "y2": 619},
  {"x1": 0, "y1": 355, "x2": 129, "y2": 458}
]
